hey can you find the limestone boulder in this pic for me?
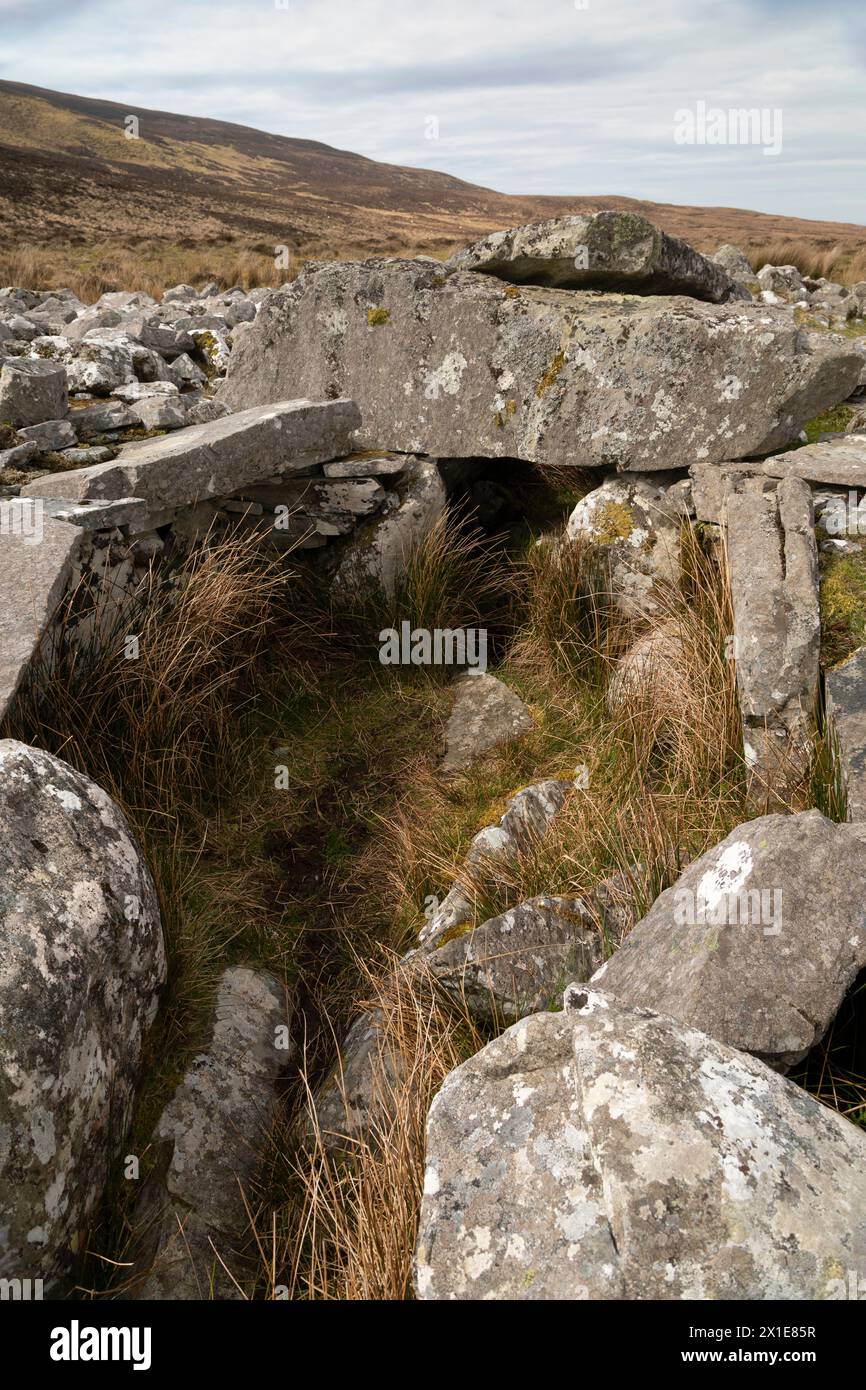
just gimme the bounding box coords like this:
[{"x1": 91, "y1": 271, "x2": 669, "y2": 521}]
[
  {"x1": 593, "y1": 811, "x2": 866, "y2": 1069},
  {"x1": 220, "y1": 258, "x2": 862, "y2": 471},
  {"x1": 426, "y1": 894, "x2": 603, "y2": 1024},
  {"x1": 0, "y1": 741, "x2": 165, "y2": 1291},
  {"x1": 712, "y1": 243, "x2": 760, "y2": 294},
  {"x1": 565, "y1": 475, "x2": 691, "y2": 615},
  {"x1": 131, "y1": 967, "x2": 291, "y2": 1300},
  {"x1": 441, "y1": 672, "x2": 535, "y2": 773},
  {"x1": 444, "y1": 212, "x2": 742, "y2": 301},
  {"x1": 0, "y1": 358, "x2": 67, "y2": 427},
  {"x1": 606, "y1": 622, "x2": 688, "y2": 722},
  {"x1": 419, "y1": 779, "x2": 573, "y2": 949},
  {"x1": 334, "y1": 455, "x2": 446, "y2": 596},
  {"x1": 415, "y1": 988, "x2": 866, "y2": 1300},
  {"x1": 311, "y1": 1008, "x2": 400, "y2": 1151}
]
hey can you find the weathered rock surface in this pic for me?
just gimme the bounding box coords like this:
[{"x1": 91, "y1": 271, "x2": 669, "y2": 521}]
[
  {"x1": 0, "y1": 514, "x2": 84, "y2": 721},
  {"x1": 415, "y1": 988, "x2": 866, "y2": 1300},
  {"x1": 566, "y1": 475, "x2": 691, "y2": 615},
  {"x1": 826, "y1": 647, "x2": 866, "y2": 822},
  {"x1": 0, "y1": 740, "x2": 165, "y2": 1291},
  {"x1": 441, "y1": 672, "x2": 534, "y2": 773},
  {"x1": 312, "y1": 1008, "x2": 400, "y2": 1150},
  {"x1": 712, "y1": 244, "x2": 760, "y2": 294},
  {"x1": 446, "y1": 213, "x2": 742, "y2": 302},
  {"x1": 606, "y1": 622, "x2": 687, "y2": 721},
  {"x1": 726, "y1": 474, "x2": 819, "y2": 799},
  {"x1": 220, "y1": 259, "x2": 862, "y2": 471},
  {"x1": 419, "y1": 779, "x2": 572, "y2": 949},
  {"x1": 0, "y1": 358, "x2": 68, "y2": 427},
  {"x1": 131, "y1": 966, "x2": 291, "y2": 1300},
  {"x1": 427, "y1": 894, "x2": 603, "y2": 1023},
  {"x1": 334, "y1": 455, "x2": 446, "y2": 595},
  {"x1": 20, "y1": 399, "x2": 361, "y2": 506},
  {"x1": 593, "y1": 811, "x2": 866, "y2": 1068},
  {"x1": 762, "y1": 436, "x2": 866, "y2": 489}
]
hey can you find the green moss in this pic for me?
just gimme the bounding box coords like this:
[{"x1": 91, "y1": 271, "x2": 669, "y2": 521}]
[
  {"x1": 592, "y1": 499, "x2": 635, "y2": 545},
  {"x1": 194, "y1": 329, "x2": 221, "y2": 379},
  {"x1": 434, "y1": 918, "x2": 475, "y2": 947},
  {"x1": 820, "y1": 542, "x2": 866, "y2": 667},
  {"x1": 367, "y1": 306, "x2": 390, "y2": 327},
  {"x1": 535, "y1": 351, "x2": 567, "y2": 398},
  {"x1": 804, "y1": 404, "x2": 855, "y2": 444}
]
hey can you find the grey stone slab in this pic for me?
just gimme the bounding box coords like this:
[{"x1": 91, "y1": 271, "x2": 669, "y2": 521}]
[
  {"x1": 20, "y1": 399, "x2": 361, "y2": 507},
  {"x1": 826, "y1": 646, "x2": 866, "y2": 822},
  {"x1": 726, "y1": 474, "x2": 819, "y2": 800},
  {"x1": 762, "y1": 437, "x2": 866, "y2": 488},
  {"x1": 0, "y1": 512, "x2": 83, "y2": 719},
  {"x1": 445, "y1": 211, "x2": 742, "y2": 301}
]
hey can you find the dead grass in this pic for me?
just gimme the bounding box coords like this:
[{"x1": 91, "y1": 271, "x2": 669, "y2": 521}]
[
  {"x1": 749, "y1": 239, "x2": 866, "y2": 285},
  {"x1": 260, "y1": 954, "x2": 484, "y2": 1300},
  {"x1": 0, "y1": 241, "x2": 303, "y2": 303}
]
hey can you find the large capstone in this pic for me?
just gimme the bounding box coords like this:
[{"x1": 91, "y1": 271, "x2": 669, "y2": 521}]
[
  {"x1": 0, "y1": 740, "x2": 165, "y2": 1291},
  {"x1": 444, "y1": 212, "x2": 744, "y2": 301},
  {"x1": 415, "y1": 989, "x2": 866, "y2": 1300},
  {"x1": 220, "y1": 259, "x2": 861, "y2": 471}
]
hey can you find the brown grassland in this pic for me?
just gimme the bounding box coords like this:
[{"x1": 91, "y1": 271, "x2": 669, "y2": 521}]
[{"x1": 2, "y1": 79, "x2": 866, "y2": 300}]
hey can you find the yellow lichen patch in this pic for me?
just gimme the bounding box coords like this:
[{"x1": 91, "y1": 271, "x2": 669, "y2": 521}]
[
  {"x1": 505, "y1": 399, "x2": 518, "y2": 416},
  {"x1": 504, "y1": 286, "x2": 520, "y2": 300},
  {"x1": 591, "y1": 500, "x2": 636, "y2": 545},
  {"x1": 367, "y1": 306, "x2": 390, "y2": 326},
  {"x1": 434, "y1": 918, "x2": 475, "y2": 947},
  {"x1": 535, "y1": 351, "x2": 567, "y2": 398}
]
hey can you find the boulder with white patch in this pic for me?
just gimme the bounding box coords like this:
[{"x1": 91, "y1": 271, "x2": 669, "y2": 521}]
[
  {"x1": 219, "y1": 258, "x2": 862, "y2": 471},
  {"x1": 592, "y1": 811, "x2": 866, "y2": 1069},
  {"x1": 415, "y1": 988, "x2": 866, "y2": 1300},
  {"x1": 565, "y1": 475, "x2": 691, "y2": 615},
  {"x1": 0, "y1": 740, "x2": 165, "y2": 1291}
]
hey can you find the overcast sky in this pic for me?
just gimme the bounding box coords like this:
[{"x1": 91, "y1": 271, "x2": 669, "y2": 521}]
[{"x1": 2, "y1": 0, "x2": 865, "y2": 223}]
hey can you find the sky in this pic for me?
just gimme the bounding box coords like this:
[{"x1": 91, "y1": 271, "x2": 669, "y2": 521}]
[{"x1": 1, "y1": 0, "x2": 865, "y2": 223}]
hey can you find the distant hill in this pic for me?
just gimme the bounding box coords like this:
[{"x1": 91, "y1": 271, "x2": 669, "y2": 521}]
[{"x1": 1, "y1": 79, "x2": 865, "y2": 296}]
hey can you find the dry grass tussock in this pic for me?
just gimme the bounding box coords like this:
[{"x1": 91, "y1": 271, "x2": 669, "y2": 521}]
[
  {"x1": 6, "y1": 526, "x2": 285, "y2": 828},
  {"x1": 749, "y1": 239, "x2": 866, "y2": 285},
  {"x1": 259, "y1": 953, "x2": 484, "y2": 1300}
]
